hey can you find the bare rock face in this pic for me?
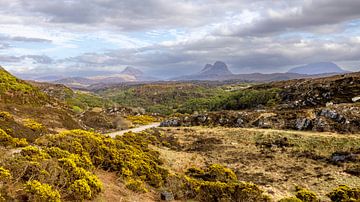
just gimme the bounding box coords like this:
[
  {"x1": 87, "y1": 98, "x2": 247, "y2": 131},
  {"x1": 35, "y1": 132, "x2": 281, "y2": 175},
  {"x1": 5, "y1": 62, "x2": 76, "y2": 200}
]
[{"x1": 199, "y1": 61, "x2": 233, "y2": 76}]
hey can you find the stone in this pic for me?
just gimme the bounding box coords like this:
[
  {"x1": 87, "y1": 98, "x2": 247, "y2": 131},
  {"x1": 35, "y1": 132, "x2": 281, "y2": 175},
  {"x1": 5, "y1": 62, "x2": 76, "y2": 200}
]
[
  {"x1": 236, "y1": 118, "x2": 244, "y2": 126},
  {"x1": 319, "y1": 109, "x2": 346, "y2": 123},
  {"x1": 160, "y1": 191, "x2": 174, "y2": 201},
  {"x1": 352, "y1": 96, "x2": 360, "y2": 102},
  {"x1": 160, "y1": 119, "x2": 179, "y2": 127},
  {"x1": 295, "y1": 118, "x2": 312, "y2": 130}
]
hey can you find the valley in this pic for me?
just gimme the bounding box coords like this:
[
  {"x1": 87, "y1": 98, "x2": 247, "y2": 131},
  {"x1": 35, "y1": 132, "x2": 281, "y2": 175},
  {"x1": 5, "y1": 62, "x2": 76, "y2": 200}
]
[{"x1": 0, "y1": 66, "x2": 359, "y2": 202}]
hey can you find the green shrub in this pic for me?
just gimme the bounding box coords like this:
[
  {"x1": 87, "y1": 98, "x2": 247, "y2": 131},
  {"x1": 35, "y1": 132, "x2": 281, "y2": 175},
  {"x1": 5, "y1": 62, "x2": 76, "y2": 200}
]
[
  {"x1": 327, "y1": 185, "x2": 360, "y2": 202},
  {"x1": 68, "y1": 179, "x2": 92, "y2": 200},
  {"x1": 36, "y1": 130, "x2": 168, "y2": 189},
  {"x1": 2, "y1": 144, "x2": 101, "y2": 201},
  {"x1": 23, "y1": 119, "x2": 46, "y2": 131},
  {"x1": 0, "y1": 111, "x2": 13, "y2": 120},
  {"x1": 278, "y1": 197, "x2": 303, "y2": 202},
  {"x1": 20, "y1": 146, "x2": 50, "y2": 160},
  {"x1": 219, "y1": 88, "x2": 280, "y2": 110},
  {"x1": 125, "y1": 179, "x2": 149, "y2": 193},
  {"x1": 72, "y1": 106, "x2": 84, "y2": 114},
  {"x1": 0, "y1": 167, "x2": 11, "y2": 180},
  {"x1": 295, "y1": 187, "x2": 319, "y2": 202},
  {"x1": 25, "y1": 180, "x2": 61, "y2": 202},
  {"x1": 0, "y1": 129, "x2": 28, "y2": 147},
  {"x1": 126, "y1": 115, "x2": 156, "y2": 125},
  {"x1": 0, "y1": 68, "x2": 48, "y2": 104},
  {"x1": 182, "y1": 164, "x2": 270, "y2": 202},
  {"x1": 0, "y1": 129, "x2": 14, "y2": 147}
]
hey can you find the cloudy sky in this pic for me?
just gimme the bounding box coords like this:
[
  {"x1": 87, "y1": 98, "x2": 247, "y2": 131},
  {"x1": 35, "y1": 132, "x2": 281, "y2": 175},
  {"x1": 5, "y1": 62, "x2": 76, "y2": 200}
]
[{"x1": 0, "y1": 0, "x2": 360, "y2": 78}]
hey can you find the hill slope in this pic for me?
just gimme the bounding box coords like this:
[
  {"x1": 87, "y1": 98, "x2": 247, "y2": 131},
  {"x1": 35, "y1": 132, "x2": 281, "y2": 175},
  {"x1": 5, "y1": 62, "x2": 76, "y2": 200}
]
[
  {"x1": 0, "y1": 66, "x2": 82, "y2": 138},
  {"x1": 288, "y1": 62, "x2": 349, "y2": 75}
]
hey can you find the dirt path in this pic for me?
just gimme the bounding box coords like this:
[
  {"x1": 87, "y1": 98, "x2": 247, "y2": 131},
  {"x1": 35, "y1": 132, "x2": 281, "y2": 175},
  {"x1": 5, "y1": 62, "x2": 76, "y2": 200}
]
[{"x1": 106, "y1": 122, "x2": 161, "y2": 138}]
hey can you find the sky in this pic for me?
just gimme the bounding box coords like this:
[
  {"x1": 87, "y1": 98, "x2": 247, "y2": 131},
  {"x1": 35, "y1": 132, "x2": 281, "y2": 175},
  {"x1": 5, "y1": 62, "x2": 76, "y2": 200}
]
[{"x1": 0, "y1": 0, "x2": 360, "y2": 79}]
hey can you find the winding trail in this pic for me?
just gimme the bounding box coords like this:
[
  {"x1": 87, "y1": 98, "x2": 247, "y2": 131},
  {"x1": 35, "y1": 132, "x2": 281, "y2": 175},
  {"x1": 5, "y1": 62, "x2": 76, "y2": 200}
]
[{"x1": 106, "y1": 122, "x2": 161, "y2": 138}]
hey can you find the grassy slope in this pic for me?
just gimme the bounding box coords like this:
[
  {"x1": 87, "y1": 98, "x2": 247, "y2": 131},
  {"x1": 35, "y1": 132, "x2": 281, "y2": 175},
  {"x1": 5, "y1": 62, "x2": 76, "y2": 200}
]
[
  {"x1": 0, "y1": 68, "x2": 81, "y2": 136},
  {"x1": 152, "y1": 127, "x2": 360, "y2": 201}
]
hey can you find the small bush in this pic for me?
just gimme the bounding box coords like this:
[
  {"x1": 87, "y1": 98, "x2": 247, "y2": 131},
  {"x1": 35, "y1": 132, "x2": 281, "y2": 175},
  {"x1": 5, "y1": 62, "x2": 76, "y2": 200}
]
[
  {"x1": 20, "y1": 146, "x2": 50, "y2": 160},
  {"x1": 2, "y1": 144, "x2": 101, "y2": 201},
  {"x1": 0, "y1": 111, "x2": 13, "y2": 120},
  {"x1": 126, "y1": 115, "x2": 156, "y2": 125},
  {"x1": 327, "y1": 185, "x2": 360, "y2": 202},
  {"x1": 68, "y1": 179, "x2": 92, "y2": 200},
  {"x1": 0, "y1": 129, "x2": 14, "y2": 147},
  {"x1": 25, "y1": 180, "x2": 61, "y2": 202},
  {"x1": 295, "y1": 187, "x2": 319, "y2": 202},
  {"x1": 23, "y1": 119, "x2": 46, "y2": 132},
  {"x1": 0, "y1": 167, "x2": 11, "y2": 180},
  {"x1": 182, "y1": 164, "x2": 270, "y2": 202},
  {"x1": 36, "y1": 130, "x2": 168, "y2": 189},
  {"x1": 278, "y1": 197, "x2": 303, "y2": 202},
  {"x1": 72, "y1": 106, "x2": 84, "y2": 114},
  {"x1": 125, "y1": 179, "x2": 148, "y2": 193},
  {"x1": 0, "y1": 129, "x2": 28, "y2": 147}
]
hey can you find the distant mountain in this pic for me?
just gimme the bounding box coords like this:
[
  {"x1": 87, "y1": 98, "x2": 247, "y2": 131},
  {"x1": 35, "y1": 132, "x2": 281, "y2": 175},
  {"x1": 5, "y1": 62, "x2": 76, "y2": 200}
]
[
  {"x1": 172, "y1": 61, "x2": 349, "y2": 82},
  {"x1": 53, "y1": 67, "x2": 158, "y2": 88},
  {"x1": 54, "y1": 77, "x2": 98, "y2": 88},
  {"x1": 288, "y1": 62, "x2": 349, "y2": 75},
  {"x1": 199, "y1": 61, "x2": 233, "y2": 76},
  {"x1": 34, "y1": 75, "x2": 66, "y2": 82},
  {"x1": 173, "y1": 61, "x2": 233, "y2": 80},
  {"x1": 121, "y1": 66, "x2": 144, "y2": 76}
]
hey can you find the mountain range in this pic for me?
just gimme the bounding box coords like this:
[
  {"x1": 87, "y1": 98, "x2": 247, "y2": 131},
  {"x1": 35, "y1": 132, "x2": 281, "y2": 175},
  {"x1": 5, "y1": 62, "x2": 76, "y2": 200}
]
[
  {"x1": 53, "y1": 66, "x2": 157, "y2": 88},
  {"x1": 287, "y1": 62, "x2": 349, "y2": 75},
  {"x1": 18, "y1": 61, "x2": 353, "y2": 88},
  {"x1": 172, "y1": 61, "x2": 352, "y2": 82}
]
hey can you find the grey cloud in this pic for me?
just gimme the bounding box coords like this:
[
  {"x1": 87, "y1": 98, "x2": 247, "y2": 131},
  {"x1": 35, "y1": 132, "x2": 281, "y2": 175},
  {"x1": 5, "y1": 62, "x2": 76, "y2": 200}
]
[
  {"x1": 0, "y1": 55, "x2": 22, "y2": 63},
  {"x1": 220, "y1": 0, "x2": 360, "y2": 36},
  {"x1": 15, "y1": 0, "x2": 266, "y2": 30},
  {"x1": 11, "y1": 37, "x2": 52, "y2": 43},
  {"x1": 22, "y1": 55, "x2": 53, "y2": 64},
  {"x1": 61, "y1": 34, "x2": 360, "y2": 76},
  {"x1": 0, "y1": 55, "x2": 53, "y2": 64},
  {"x1": 0, "y1": 42, "x2": 10, "y2": 49},
  {"x1": 0, "y1": 36, "x2": 52, "y2": 43}
]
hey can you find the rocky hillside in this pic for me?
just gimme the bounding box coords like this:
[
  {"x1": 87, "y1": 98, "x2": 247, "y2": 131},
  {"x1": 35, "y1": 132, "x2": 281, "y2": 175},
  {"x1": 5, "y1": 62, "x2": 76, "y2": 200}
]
[
  {"x1": 254, "y1": 71, "x2": 360, "y2": 108},
  {"x1": 162, "y1": 72, "x2": 360, "y2": 133}
]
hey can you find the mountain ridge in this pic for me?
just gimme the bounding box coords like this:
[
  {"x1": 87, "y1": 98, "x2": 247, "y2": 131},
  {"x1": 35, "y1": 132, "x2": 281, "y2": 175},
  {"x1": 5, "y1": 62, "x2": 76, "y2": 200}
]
[{"x1": 287, "y1": 62, "x2": 349, "y2": 75}]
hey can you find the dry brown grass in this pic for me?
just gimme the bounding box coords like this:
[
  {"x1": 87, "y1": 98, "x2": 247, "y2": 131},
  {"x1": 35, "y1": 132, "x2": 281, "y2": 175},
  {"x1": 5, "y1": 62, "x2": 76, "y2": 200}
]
[
  {"x1": 91, "y1": 170, "x2": 158, "y2": 202},
  {"x1": 152, "y1": 127, "x2": 360, "y2": 201}
]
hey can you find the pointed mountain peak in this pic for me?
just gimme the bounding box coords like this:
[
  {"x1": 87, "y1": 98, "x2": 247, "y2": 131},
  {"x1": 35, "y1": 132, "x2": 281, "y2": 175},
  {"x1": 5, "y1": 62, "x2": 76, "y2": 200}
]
[
  {"x1": 199, "y1": 61, "x2": 233, "y2": 75},
  {"x1": 120, "y1": 66, "x2": 144, "y2": 76}
]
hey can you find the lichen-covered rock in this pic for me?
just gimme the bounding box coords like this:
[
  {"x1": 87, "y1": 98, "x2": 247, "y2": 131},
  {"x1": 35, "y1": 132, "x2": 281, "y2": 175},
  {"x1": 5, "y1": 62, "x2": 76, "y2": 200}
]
[
  {"x1": 295, "y1": 118, "x2": 312, "y2": 130},
  {"x1": 160, "y1": 191, "x2": 174, "y2": 201}
]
